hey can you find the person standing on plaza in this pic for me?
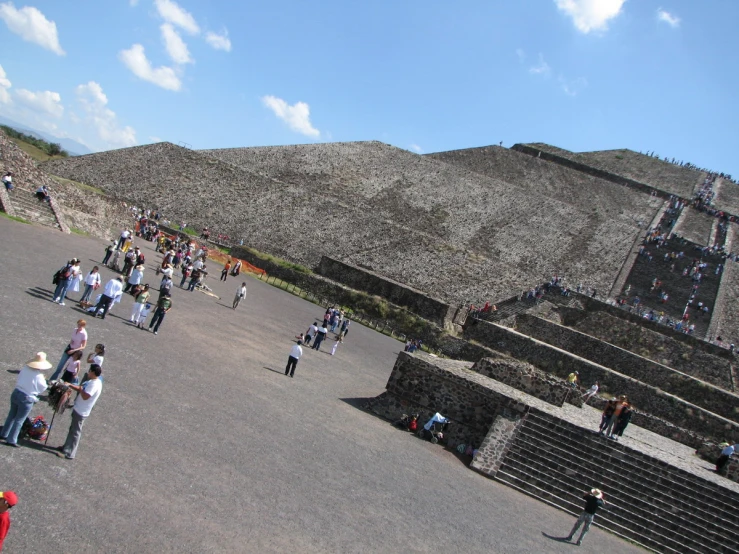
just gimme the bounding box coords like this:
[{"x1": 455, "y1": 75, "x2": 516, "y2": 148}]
[
  {"x1": 340, "y1": 319, "x2": 350, "y2": 339},
  {"x1": 53, "y1": 258, "x2": 81, "y2": 306},
  {"x1": 312, "y1": 323, "x2": 328, "y2": 351},
  {"x1": 148, "y1": 293, "x2": 172, "y2": 335},
  {"x1": 130, "y1": 284, "x2": 151, "y2": 323},
  {"x1": 305, "y1": 322, "x2": 318, "y2": 346},
  {"x1": 562, "y1": 488, "x2": 606, "y2": 546},
  {"x1": 79, "y1": 266, "x2": 102, "y2": 304},
  {"x1": 50, "y1": 319, "x2": 88, "y2": 381},
  {"x1": 117, "y1": 228, "x2": 130, "y2": 249},
  {"x1": 124, "y1": 264, "x2": 145, "y2": 293},
  {"x1": 0, "y1": 490, "x2": 18, "y2": 551},
  {"x1": 102, "y1": 241, "x2": 116, "y2": 266},
  {"x1": 159, "y1": 274, "x2": 173, "y2": 299},
  {"x1": 221, "y1": 260, "x2": 231, "y2": 281},
  {"x1": 1, "y1": 353, "x2": 51, "y2": 447},
  {"x1": 285, "y1": 340, "x2": 303, "y2": 378},
  {"x1": 55, "y1": 364, "x2": 103, "y2": 460},
  {"x1": 93, "y1": 276, "x2": 124, "y2": 319},
  {"x1": 233, "y1": 282, "x2": 247, "y2": 309}
]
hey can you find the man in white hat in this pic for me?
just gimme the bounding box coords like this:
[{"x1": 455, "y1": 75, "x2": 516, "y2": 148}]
[
  {"x1": 564, "y1": 488, "x2": 606, "y2": 546},
  {"x1": 0, "y1": 353, "x2": 51, "y2": 447}
]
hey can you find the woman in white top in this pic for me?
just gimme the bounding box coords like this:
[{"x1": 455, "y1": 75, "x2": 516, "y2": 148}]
[
  {"x1": 79, "y1": 266, "x2": 101, "y2": 303},
  {"x1": 125, "y1": 264, "x2": 145, "y2": 293},
  {"x1": 1, "y1": 352, "x2": 51, "y2": 447}
]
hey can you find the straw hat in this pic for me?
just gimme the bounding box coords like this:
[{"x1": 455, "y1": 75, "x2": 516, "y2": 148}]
[
  {"x1": 591, "y1": 488, "x2": 603, "y2": 499},
  {"x1": 26, "y1": 352, "x2": 52, "y2": 370}
]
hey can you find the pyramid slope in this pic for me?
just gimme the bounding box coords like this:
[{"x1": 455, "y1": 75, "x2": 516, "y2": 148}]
[{"x1": 43, "y1": 140, "x2": 660, "y2": 304}]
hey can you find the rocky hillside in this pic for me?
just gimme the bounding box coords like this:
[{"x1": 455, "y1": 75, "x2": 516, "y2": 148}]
[
  {"x1": 44, "y1": 140, "x2": 660, "y2": 305},
  {"x1": 0, "y1": 129, "x2": 129, "y2": 238}
]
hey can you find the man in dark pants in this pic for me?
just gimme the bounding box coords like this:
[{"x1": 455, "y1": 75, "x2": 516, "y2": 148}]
[
  {"x1": 149, "y1": 293, "x2": 172, "y2": 335},
  {"x1": 94, "y1": 276, "x2": 124, "y2": 319},
  {"x1": 564, "y1": 488, "x2": 606, "y2": 545},
  {"x1": 55, "y1": 365, "x2": 103, "y2": 460},
  {"x1": 285, "y1": 341, "x2": 303, "y2": 378},
  {"x1": 312, "y1": 323, "x2": 328, "y2": 351}
]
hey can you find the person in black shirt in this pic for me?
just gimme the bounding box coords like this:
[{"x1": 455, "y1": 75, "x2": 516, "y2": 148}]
[{"x1": 565, "y1": 488, "x2": 606, "y2": 545}]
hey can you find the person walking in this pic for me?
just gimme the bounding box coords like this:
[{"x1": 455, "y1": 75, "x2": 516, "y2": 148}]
[
  {"x1": 233, "y1": 282, "x2": 247, "y2": 309},
  {"x1": 716, "y1": 443, "x2": 739, "y2": 472},
  {"x1": 340, "y1": 319, "x2": 350, "y2": 338},
  {"x1": 50, "y1": 319, "x2": 88, "y2": 381},
  {"x1": 312, "y1": 323, "x2": 328, "y2": 351},
  {"x1": 609, "y1": 403, "x2": 632, "y2": 441},
  {"x1": 102, "y1": 241, "x2": 116, "y2": 266},
  {"x1": 158, "y1": 275, "x2": 173, "y2": 299},
  {"x1": 562, "y1": 489, "x2": 606, "y2": 546},
  {"x1": 0, "y1": 490, "x2": 18, "y2": 551},
  {"x1": 304, "y1": 322, "x2": 318, "y2": 346},
  {"x1": 148, "y1": 293, "x2": 172, "y2": 335},
  {"x1": 55, "y1": 365, "x2": 103, "y2": 460},
  {"x1": 1, "y1": 353, "x2": 51, "y2": 447},
  {"x1": 53, "y1": 258, "x2": 81, "y2": 306},
  {"x1": 93, "y1": 276, "x2": 124, "y2": 319},
  {"x1": 285, "y1": 340, "x2": 303, "y2": 378},
  {"x1": 598, "y1": 399, "x2": 617, "y2": 435},
  {"x1": 221, "y1": 261, "x2": 231, "y2": 281},
  {"x1": 187, "y1": 268, "x2": 202, "y2": 292},
  {"x1": 79, "y1": 266, "x2": 102, "y2": 304},
  {"x1": 130, "y1": 284, "x2": 151, "y2": 323}
]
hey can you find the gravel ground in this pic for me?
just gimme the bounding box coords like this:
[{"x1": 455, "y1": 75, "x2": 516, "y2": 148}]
[{"x1": 0, "y1": 217, "x2": 644, "y2": 553}]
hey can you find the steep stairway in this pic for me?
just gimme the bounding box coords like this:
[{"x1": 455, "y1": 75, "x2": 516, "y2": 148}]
[
  {"x1": 5, "y1": 187, "x2": 60, "y2": 230},
  {"x1": 495, "y1": 410, "x2": 739, "y2": 553}
]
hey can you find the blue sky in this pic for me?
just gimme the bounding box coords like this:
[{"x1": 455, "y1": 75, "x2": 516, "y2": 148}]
[{"x1": 0, "y1": 0, "x2": 737, "y2": 176}]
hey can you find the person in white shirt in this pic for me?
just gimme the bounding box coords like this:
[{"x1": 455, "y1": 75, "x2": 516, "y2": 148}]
[
  {"x1": 55, "y1": 365, "x2": 103, "y2": 460},
  {"x1": 117, "y1": 229, "x2": 130, "y2": 249},
  {"x1": 94, "y1": 276, "x2": 124, "y2": 319},
  {"x1": 233, "y1": 282, "x2": 247, "y2": 309},
  {"x1": 79, "y1": 266, "x2": 102, "y2": 304},
  {"x1": 304, "y1": 322, "x2": 318, "y2": 346},
  {"x1": 1, "y1": 352, "x2": 51, "y2": 447},
  {"x1": 285, "y1": 341, "x2": 303, "y2": 378},
  {"x1": 583, "y1": 382, "x2": 599, "y2": 404}
]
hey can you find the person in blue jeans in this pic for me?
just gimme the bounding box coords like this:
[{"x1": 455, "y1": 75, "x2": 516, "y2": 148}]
[
  {"x1": 1, "y1": 353, "x2": 51, "y2": 447},
  {"x1": 53, "y1": 258, "x2": 80, "y2": 306}
]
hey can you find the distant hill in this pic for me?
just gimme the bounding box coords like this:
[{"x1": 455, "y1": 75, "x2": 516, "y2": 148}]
[{"x1": 0, "y1": 115, "x2": 93, "y2": 156}]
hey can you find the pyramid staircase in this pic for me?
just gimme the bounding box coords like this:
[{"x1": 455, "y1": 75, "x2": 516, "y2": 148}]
[
  {"x1": 495, "y1": 410, "x2": 739, "y2": 553},
  {"x1": 6, "y1": 186, "x2": 61, "y2": 230}
]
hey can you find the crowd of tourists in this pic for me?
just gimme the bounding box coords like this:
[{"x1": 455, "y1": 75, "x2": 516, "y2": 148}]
[{"x1": 640, "y1": 151, "x2": 736, "y2": 185}]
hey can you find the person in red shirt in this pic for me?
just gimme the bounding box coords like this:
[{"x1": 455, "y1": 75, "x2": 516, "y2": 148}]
[{"x1": 0, "y1": 490, "x2": 18, "y2": 551}]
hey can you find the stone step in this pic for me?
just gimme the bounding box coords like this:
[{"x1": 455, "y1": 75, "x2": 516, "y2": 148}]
[
  {"x1": 524, "y1": 414, "x2": 739, "y2": 513},
  {"x1": 494, "y1": 469, "x2": 690, "y2": 554},
  {"x1": 521, "y1": 417, "x2": 739, "y2": 520},
  {"x1": 7, "y1": 189, "x2": 61, "y2": 229},
  {"x1": 503, "y1": 443, "x2": 736, "y2": 547}
]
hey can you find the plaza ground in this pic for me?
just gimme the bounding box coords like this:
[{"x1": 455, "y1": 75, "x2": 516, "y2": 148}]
[{"x1": 0, "y1": 217, "x2": 644, "y2": 553}]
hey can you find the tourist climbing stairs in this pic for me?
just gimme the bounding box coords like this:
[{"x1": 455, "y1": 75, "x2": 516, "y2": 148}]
[
  {"x1": 7, "y1": 186, "x2": 61, "y2": 230},
  {"x1": 495, "y1": 410, "x2": 739, "y2": 553}
]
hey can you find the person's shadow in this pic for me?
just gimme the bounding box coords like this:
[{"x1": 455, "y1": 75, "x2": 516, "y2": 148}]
[
  {"x1": 541, "y1": 532, "x2": 572, "y2": 543},
  {"x1": 263, "y1": 367, "x2": 285, "y2": 375},
  {"x1": 26, "y1": 287, "x2": 55, "y2": 301}
]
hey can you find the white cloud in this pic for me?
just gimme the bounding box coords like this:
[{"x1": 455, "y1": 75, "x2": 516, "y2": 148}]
[
  {"x1": 14, "y1": 88, "x2": 63, "y2": 117},
  {"x1": 149, "y1": 136, "x2": 162, "y2": 143},
  {"x1": 130, "y1": 0, "x2": 140, "y2": 5},
  {"x1": 154, "y1": 0, "x2": 199, "y2": 35},
  {"x1": 559, "y1": 75, "x2": 588, "y2": 96},
  {"x1": 119, "y1": 44, "x2": 182, "y2": 91},
  {"x1": 554, "y1": 0, "x2": 626, "y2": 33},
  {"x1": 516, "y1": 48, "x2": 526, "y2": 63},
  {"x1": 76, "y1": 81, "x2": 137, "y2": 148},
  {"x1": 656, "y1": 8, "x2": 680, "y2": 28},
  {"x1": 0, "y1": 64, "x2": 11, "y2": 104},
  {"x1": 0, "y1": 2, "x2": 64, "y2": 54},
  {"x1": 529, "y1": 53, "x2": 551, "y2": 76},
  {"x1": 161, "y1": 23, "x2": 193, "y2": 64},
  {"x1": 205, "y1": 30, "x2": 231, "y2": 52},
  {"x1": 409, "y1": 144, "x2": 423, "y2": 154},
  {"x1": 262, "y1": 95, "x2": 320, "y2": 138}
]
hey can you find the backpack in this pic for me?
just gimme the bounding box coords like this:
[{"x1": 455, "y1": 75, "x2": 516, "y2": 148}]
[{"x1": 22, "y1": 415, "x2": 49, "y2": 441}]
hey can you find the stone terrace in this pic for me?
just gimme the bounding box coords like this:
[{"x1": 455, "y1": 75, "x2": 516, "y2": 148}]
[
  {"x1": 525, "y1": 143, "x2": 704, "y2": 200},
  {"x1": 45, "y1": 141, "x2": 659, "y2": 306}
]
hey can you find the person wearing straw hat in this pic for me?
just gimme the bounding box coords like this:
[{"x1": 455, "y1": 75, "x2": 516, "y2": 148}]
[
  {"x1": 0, "y1": 490, "x2": 18, "y2": 551},
  {"x1": 564, "y1": 488, "x2": 606, "y2": 546},
  {"x1": 0, "y1": 353, "x2": 51, "y2": 447}
]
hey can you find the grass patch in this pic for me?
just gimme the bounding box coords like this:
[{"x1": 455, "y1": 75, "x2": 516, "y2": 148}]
[
  {"x1": 0, "y1": 211, "x2": 30, "y2": 224},
  {"x1": 243, "y1": 247, "x2": 311, "y2": 274},
  {"x1": 182, "y1": 226, "x2": 199, "y2": 236},
  {"x1": 50, "y1": 175, "x2": 106, "y2": 195},
  {"x1": 70, "y1": 227, "x2": 89, "y2": 236}
]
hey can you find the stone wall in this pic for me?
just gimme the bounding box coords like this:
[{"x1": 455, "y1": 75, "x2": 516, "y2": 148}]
[
  {"x1": 562, "y1": 309, "x2": 734, "y2": 390},
  {"x1": 463, "y1": 318, "x2": 739, "y2": 443},
  {"x1": 471, "y1": 357, "x2": 573, "y2": 407},
  {"x1": 0, "y1": 184, "x2": 16, "y2": 216},
  {"x1": 514, "y1": 314, "x2": 739, "y2": 418},
  {"x1": 470, "y1": 409, "x2": 527, "y2": 478},
  {"x1": 316, "y1": 256, "x2": 455, "y2": 326}
]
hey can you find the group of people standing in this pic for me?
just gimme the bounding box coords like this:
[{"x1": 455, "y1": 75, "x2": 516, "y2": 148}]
[{"x1": 285, "y1": 308, "x2": 352, "y2": 377}]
